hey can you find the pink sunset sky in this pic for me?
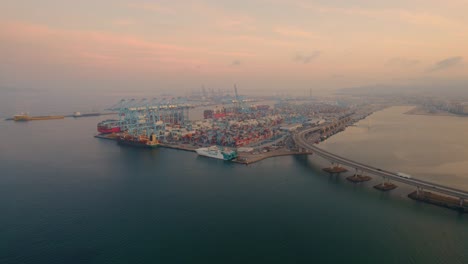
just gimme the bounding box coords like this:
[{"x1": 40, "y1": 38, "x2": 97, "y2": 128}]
[{"x1": 1, "y1": 0, "x2": 467, "y2": 94}]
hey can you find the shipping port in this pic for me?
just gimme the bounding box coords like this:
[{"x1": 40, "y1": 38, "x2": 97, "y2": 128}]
[{"x1": 93, "y1": 86, "x2": 360, "y2": 164}]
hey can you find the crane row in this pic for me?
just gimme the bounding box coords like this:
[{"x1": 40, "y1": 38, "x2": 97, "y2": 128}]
[{"x1": 294, "y1": 128, "x2": 468, "y2": 200}]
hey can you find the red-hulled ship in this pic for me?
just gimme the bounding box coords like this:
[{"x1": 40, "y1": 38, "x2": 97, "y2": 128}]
[
  {"x1": 203, "y1": 106, "x2": 234, "y2": 119},
  {"x1": 97, "y1": 120, "x2": 121, "y2": 134},
  {"x1": 255, "y1": 104, "x2": 270, "y2": 111}
]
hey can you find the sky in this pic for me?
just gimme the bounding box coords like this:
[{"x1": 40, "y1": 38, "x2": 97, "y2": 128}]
[{"x1": 1, "y1": 0, "x2": 467, "y2": 95}]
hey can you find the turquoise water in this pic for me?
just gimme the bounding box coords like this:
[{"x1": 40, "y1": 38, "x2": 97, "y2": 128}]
[{"x1": 0, "y1": 108, "x2": 467, "y2": 263}]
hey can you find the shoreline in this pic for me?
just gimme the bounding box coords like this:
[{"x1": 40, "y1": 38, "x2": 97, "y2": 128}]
[
  {"x1": 232, "y1": 149, "x2": 312, "y2": 165},
  {"x1": 160, "y1": 143, "x2": 312, "y2": 165},
  {"x1": 403, "y1": 106, "x2": 463, "y2": 117},
  {"x1": 95, "y1": 134, "x2": 312, "y2": 164}
]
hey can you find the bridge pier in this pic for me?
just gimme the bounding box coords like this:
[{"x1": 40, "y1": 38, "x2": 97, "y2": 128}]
[
  {"x1": 408, "y1": 191, "x2": 468, "y2": 213},
  {"x1": 295, "y1": 127, "x2": 468, "y2": 213},
  {"x1": 323, "y1": 162, "x2": 348, "y2": 174},
  {"x1": 374, "y1": 176, "x2": 397, "y2": 191},
  {"x1": 346, "y1": 168, "x2": 372, "y2": 183},
  {"x1": 416, "y1": 186, "x2": 424, "y2": 197}
]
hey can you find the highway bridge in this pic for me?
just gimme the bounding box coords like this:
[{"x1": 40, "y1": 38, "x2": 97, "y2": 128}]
[{"x1": 293, "y1": 127, "x2": 468, "y2": 207}]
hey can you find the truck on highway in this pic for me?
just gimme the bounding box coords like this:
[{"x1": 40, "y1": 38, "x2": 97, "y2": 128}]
[{"x1": 397, "y1": 172, "x2": 412, "y2": 179}]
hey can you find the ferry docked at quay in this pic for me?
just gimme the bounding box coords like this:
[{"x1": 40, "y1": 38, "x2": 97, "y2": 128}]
[{"x1": 195, "y1": 146, "x2": 238, "y2": 160}]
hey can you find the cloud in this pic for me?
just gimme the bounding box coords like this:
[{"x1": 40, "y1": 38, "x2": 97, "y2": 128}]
[
  {"x1": 112, "y1": 19, "x2": 137, "y2": 26},
  {"x1": 225, "y1": 34, "x2": 297, "y2": 48},
  {"x1": 129, "y1": 1, "x2": 257, "y2": 33},
  {"x1": 274, "y1": 26, "x2": 321, "y2": 39},
  {"x1": 0, "y1": 21, "x2": 256, "y2": 75},
  {"x1": 231, "y1": 60, "x2": 241, "y2": 66},
  {"x1": 294, "y1": 2, "x2": 460, "y2": 29},
  {"x1": 331, "y1": 74, "x2": 344, "y2": 79},
  {"x1": 386, "y1": 57, "x2": 420, "y2": 67},
  {"x1": 293, "y1": 51, "x2": 320, "y2": 64},
  {"x1": 127, "y1": 2, "x2": 173, "y2": 14},
  {"x1": 427, "y1": 56, "x2": 463, "y2": 72},
  {"x1": 217, "y1": 16, "x2": 256, "y2": 32}
]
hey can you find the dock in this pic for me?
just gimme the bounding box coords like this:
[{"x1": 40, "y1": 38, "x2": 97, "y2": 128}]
[
  {"x1": 94, "y1": 134, "x2": 120, "y2": 140},
  {"x1": 233, "y1": 149, "x2": 312, "y2": 165},
  {"x1": 94, "y1": 133, "x2": 310, "y2": 164},
  {"x1": 5, "y1": 112, "x2": 117, "y2": 121},
  {"x1": 159, "y1": 143, "x2": 196, "y2": 152}
]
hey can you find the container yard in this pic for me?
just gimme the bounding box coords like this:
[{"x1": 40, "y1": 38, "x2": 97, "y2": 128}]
[{"x1": 94, "y1": 93, "x2": 357, "y2": 164}]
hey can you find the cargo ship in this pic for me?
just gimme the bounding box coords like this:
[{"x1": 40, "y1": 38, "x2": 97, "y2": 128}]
[
  {"x1": 14, "y1": 113, "x2": 64, "y2": 121},
  {"x1": 203, "y1": 109, "x2": 214, "y2": 119},
  {"x1": 97, "y1": 120, "x2": 121, "y2": 134},
  {"x1": 252, "y1": 104, "x2": 270, "y2": 111},
  {"x1": 117, "y1": 133, "x2": 159, "y2": 148},
  {"x1": 195, "y1": 146, "x2": 238, "y2": 160},
  {"x1": 203, "y1": 106, "x2": 235, "y2": 119}
]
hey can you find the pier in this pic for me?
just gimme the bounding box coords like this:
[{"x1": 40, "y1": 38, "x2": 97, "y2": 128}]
[
  {"x1": 5, "y1": 112, "x2": 117, "y2": 121},
  {"x1": 95, "y1": 133, "x2": 310, "y2": 164}
]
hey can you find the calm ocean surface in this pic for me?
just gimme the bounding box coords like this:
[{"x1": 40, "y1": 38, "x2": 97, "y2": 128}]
[
  {"x1": 321, "y1": 106, "x2": 468, "y2": 190},
  {"x1": 0, "y1": 99, "x2": 467, "y2": 263}
]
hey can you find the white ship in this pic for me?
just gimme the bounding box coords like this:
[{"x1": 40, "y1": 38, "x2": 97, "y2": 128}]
[{"x1": 195, "y1": 146, "x2": 238, "y2": 160}]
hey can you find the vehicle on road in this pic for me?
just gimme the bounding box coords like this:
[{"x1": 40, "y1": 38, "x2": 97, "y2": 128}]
[{"x1": 397, "y1": 172, "x2": 412, "y2": 179}]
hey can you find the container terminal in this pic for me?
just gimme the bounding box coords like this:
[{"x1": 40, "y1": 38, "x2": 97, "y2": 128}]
[{"x1": 93, "y1": 91, "x2": 360, "y2": 164}]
